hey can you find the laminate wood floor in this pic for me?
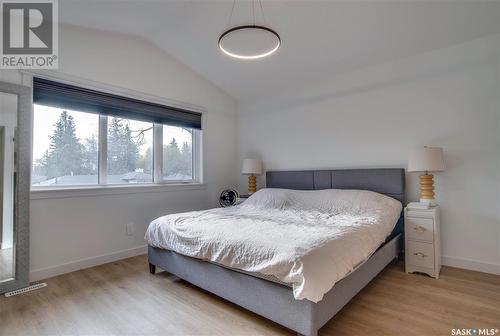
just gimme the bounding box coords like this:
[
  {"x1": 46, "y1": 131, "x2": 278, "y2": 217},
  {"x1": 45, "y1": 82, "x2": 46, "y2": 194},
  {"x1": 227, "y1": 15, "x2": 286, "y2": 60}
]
[{"x1": 1, "y1": 255, "x2": 499, "y2": 336}]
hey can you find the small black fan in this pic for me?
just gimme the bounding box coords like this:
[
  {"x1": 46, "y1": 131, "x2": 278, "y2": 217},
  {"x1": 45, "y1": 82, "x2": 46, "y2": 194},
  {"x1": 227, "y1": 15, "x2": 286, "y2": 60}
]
[{"x1": 219, "y1": 189, "x2": 239, "y2": 207}]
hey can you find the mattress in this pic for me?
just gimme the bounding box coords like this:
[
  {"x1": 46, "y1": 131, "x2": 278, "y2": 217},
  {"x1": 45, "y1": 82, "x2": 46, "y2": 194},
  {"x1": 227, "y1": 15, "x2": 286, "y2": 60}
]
[
  {"x1": 211, "y1": 260, "x2": 290, "y2": 286},
  {"x1": 145, "y1": 188, "x2": 402, "y2": 302},
  {"x1": 211, "y1": 250, "x2": 378, "y2": 288}
]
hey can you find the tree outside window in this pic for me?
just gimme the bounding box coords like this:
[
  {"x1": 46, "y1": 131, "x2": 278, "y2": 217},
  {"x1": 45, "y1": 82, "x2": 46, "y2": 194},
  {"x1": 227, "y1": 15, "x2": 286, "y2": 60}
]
[
  {"x1": 32, "y1": 107, "x2": 98, "y2": 185},
  {"x1": 162, "y1": 125, "x2": 193, "y2": 181},
  {"x1": 107, "y1": 117, "x2": 153, "y2": 184}
]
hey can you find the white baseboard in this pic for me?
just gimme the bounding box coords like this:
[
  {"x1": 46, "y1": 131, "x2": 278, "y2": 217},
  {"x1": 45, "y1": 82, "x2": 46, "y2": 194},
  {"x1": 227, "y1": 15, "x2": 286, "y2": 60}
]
[
  {"x1": 442, "y1": 255, "x2": 500, "y2": 275},
  {"x1": 30, "y1": 245, "x2": 148, "y2": 282},
  {"x1": 28, "y1": 247, "x2": 500, "y2": 282}
]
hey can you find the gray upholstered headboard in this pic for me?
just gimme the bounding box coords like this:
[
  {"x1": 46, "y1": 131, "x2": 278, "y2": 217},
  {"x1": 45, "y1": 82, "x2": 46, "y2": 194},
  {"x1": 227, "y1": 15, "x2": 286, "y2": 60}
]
[{"x1": 266, "y1": 168, "x2": 405, "y2": 204}]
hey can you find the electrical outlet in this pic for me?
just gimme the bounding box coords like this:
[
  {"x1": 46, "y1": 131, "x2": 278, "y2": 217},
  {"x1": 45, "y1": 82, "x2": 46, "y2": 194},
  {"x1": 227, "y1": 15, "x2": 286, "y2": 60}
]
[{"x1": 126, "y1": 222, "x2": 134, "y2": 236}]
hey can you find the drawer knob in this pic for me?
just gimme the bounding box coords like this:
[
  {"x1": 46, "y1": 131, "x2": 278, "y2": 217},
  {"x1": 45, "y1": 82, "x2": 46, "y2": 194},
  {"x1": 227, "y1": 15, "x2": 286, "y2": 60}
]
[
  {"x1": 413, "y1": 226, "x2": 427, "y2": 233},
  {"x1": 413, "y1": 252, "x2": 427, "y2": 258}
]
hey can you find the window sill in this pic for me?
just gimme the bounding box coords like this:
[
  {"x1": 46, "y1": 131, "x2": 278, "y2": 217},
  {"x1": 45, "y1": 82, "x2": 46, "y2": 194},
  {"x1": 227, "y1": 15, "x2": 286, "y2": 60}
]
[{"x1": 30, "y1": 183, "x2": 208, "y2": 200}]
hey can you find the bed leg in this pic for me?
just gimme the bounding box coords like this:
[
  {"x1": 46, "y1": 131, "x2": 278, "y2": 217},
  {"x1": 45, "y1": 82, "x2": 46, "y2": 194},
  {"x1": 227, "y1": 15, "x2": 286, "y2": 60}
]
[
  {"x1": 397, "y1": 251, "x2": 404, "y2": 261},
  {"x1": 149, "y1": 263, "x2": 156, "y2": 274}
]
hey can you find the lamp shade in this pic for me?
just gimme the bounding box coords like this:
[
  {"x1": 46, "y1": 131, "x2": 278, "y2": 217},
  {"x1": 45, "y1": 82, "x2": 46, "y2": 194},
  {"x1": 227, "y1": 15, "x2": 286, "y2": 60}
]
[
  {"x1": 408, "y1": 146, "x2": 446, "y2": 172},
  {"x1": 241, "y1": 159, "x2": 262, "y2": 175}
]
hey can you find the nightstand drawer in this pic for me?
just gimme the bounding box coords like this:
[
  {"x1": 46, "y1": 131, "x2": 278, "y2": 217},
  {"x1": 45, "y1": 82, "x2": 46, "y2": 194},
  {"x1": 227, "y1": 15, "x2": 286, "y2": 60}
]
[
  {"x1": 407, "y1": 210, "x2": 434, "y2": 219},
  {"x1": 407, "y1": 217, "x2": 434, "y2": 242},
  {"x1": 407, "y1": 240, "x2": 434, "y2": 269}
]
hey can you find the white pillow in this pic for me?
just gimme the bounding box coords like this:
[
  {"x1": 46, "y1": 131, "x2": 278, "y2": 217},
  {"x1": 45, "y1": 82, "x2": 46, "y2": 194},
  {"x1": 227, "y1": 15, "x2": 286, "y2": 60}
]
[{"x1": 244, "y1": 188, "x2": 402, "y2": 217}]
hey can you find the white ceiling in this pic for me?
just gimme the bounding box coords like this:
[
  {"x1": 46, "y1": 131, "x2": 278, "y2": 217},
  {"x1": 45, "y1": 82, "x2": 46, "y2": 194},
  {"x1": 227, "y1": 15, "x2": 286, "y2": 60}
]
[{"x1": 60, "y1": 1, "x2": 500, "y2": 102}]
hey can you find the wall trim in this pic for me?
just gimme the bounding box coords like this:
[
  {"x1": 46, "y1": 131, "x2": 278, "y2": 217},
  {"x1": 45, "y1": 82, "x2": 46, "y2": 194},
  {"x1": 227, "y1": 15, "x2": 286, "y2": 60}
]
[
  {"x1": 442, "y1": 255, "x2": 500, "y2": 275},
  {"x1": 30, "y1": 245, "x2": 147, "y2": 282},
  {"x1": 28, "y1": 247, "x2": 500, "y2": 283}
]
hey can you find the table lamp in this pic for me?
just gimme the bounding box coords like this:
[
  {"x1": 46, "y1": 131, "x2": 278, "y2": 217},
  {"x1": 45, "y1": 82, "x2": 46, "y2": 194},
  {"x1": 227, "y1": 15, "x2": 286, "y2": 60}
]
[
  {"x1": 241, "y1": 159, "x2": 262, "y2": 194},
  {"x1": 408, "y1": 146, "x2": 446, "y2": 205}
]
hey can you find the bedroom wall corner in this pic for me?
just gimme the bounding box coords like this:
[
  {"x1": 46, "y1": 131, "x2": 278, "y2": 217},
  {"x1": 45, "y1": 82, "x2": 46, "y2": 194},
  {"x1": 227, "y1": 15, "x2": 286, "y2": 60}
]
[{"x1": 236, "y1": 34, "x2": 500, "y2": 275}]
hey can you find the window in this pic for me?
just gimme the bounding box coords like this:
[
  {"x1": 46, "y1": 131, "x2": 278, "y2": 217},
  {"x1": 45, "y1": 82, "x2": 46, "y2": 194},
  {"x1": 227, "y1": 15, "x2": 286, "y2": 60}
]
[
  {"x1": 32, "y1": 105, "x2": 99, "y2": 186},
  {"x1": 107, "y1": 117, "x2": 154, "y2": 184},
  {"x1": 162, "y1": 125, "x2": 194, "y2": 181},
  {"x1": 31, "y1": 78, "x2": 202, "y2": 189}
]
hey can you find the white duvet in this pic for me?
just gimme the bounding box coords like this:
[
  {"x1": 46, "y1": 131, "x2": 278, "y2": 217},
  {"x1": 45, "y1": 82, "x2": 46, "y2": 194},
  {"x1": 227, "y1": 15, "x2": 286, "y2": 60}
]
[{"x1": 145, "y1": 188, "x2": 402, "y2": 303}]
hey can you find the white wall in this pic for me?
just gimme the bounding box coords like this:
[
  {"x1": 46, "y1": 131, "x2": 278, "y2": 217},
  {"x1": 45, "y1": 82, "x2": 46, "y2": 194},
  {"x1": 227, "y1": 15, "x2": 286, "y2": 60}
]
[
  {"x1": 1, "y1": 24, "x2": 238, "y2": 280},
  {"x1": 237, "y1": 34, "x2": 500, "y2": 275},
  {"x1": 0, "y1": 24, "x2": 497, "y2": 279}
]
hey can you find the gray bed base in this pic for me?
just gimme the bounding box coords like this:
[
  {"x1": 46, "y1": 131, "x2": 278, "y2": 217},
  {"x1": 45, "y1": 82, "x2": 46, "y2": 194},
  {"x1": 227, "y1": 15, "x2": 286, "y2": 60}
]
[
  {"x1": 148, "y1": 168, "x2": 405, "y2": 336},
  {"x1": 149, "y1": 234, "x2": 401, "y2": 336}
]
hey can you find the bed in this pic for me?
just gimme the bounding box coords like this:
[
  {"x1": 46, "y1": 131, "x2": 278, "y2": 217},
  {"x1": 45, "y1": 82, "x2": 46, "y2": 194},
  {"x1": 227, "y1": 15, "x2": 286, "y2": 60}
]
[{"x1": 147, "y1": 168, "x2": 405, "y2": 336}]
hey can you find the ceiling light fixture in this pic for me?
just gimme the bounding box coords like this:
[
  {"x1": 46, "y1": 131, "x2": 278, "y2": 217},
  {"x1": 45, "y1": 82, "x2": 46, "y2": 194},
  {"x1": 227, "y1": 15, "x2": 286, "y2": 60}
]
[{"x1": 219, "y1": 1, "x2": 281, "y2": 60}]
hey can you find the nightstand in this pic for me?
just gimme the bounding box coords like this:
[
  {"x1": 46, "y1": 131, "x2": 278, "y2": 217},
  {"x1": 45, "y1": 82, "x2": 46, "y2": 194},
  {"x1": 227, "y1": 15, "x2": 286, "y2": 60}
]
[{"x1": 405, "y1": 206, "x2": 441, "y2": 279}]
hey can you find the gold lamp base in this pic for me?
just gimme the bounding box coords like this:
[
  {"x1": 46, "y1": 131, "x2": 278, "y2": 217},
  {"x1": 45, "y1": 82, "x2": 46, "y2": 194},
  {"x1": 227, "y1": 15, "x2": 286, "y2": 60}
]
[
  {"x1": 247, "y1": 175, "x2": 257, "y2": 194},
  {"x1": 419, "y1": 173, "x2": 435, "y2": 205}
]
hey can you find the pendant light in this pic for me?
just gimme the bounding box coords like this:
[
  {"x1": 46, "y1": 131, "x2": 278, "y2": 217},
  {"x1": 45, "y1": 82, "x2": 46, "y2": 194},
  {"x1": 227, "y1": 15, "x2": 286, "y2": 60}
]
[{"x1": 218, "y1": 0, "x2": 281, "y2": 60}]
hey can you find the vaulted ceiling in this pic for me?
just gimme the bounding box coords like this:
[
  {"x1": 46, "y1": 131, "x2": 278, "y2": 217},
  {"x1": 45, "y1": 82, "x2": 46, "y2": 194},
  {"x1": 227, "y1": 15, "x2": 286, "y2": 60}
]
[{"x1": 61, "y1": 1, "x2": 500, "y2": 102}]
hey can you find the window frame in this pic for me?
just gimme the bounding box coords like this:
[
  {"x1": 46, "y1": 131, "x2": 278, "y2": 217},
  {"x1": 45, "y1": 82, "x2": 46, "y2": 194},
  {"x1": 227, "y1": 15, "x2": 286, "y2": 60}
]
[{"x1": 29, "y1": 75, "x2": 204, "y2": 194}]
